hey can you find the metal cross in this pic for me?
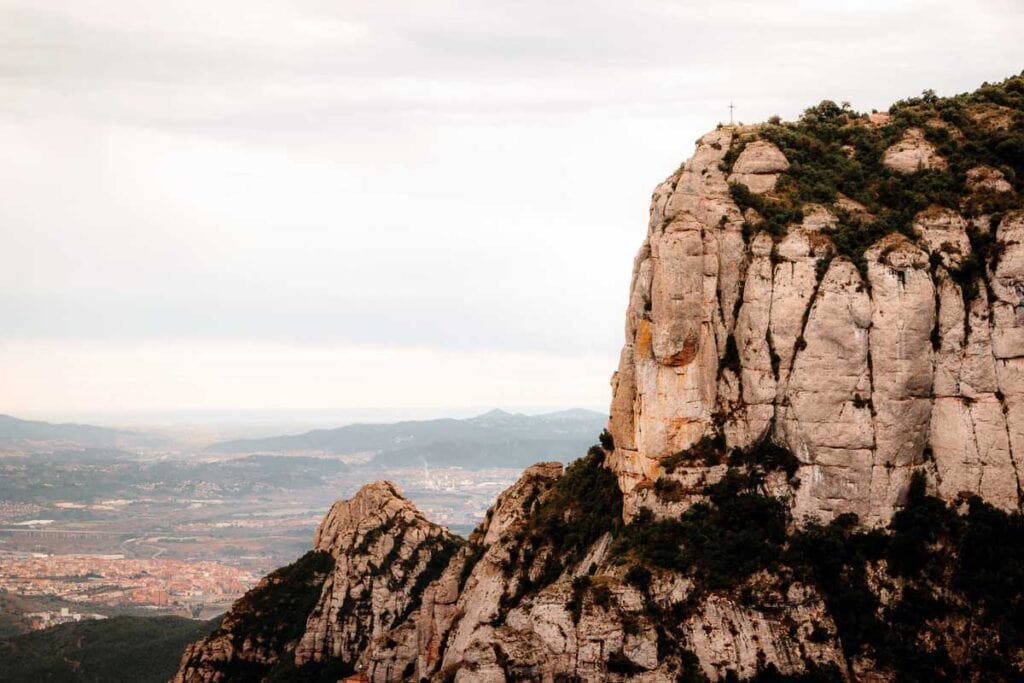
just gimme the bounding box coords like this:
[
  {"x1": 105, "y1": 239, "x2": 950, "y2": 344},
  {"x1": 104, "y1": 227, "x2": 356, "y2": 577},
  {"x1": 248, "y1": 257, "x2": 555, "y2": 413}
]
[{"x1": 729, "y1": 102, "x2": 735, "y2": 125}]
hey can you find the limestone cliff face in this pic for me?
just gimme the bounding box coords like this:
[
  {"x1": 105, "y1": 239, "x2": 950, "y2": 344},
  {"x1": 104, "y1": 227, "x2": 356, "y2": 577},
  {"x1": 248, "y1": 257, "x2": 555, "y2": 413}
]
[
  {"x1": 174, "y1": 482, "x2": 461, "y2": 682},
  {"x1": 607, "y1": 115, "x2": 1024, "y2": 527},
  {"x1": 175, "y1": 75, "x2": 1024, "y2": 682}
]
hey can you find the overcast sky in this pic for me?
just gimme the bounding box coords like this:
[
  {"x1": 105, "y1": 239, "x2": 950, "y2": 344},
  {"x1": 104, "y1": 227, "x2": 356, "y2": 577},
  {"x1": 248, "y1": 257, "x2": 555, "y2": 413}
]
[{"x1": 1, "y1": 0, "x2": 1022, "y2": 424}]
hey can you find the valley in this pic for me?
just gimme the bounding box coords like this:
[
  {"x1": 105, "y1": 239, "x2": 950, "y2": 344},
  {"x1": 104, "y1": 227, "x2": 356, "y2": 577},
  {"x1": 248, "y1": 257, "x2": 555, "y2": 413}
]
[{"x1": 0, "y1": 410, "x2": 603, "y2": 630}]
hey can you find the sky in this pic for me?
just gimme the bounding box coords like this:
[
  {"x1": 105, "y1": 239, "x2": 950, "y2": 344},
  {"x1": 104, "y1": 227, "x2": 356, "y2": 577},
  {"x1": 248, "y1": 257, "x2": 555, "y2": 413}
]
[{"x1": 1, "y1": 0, "x2": 1022, "y2": 424}]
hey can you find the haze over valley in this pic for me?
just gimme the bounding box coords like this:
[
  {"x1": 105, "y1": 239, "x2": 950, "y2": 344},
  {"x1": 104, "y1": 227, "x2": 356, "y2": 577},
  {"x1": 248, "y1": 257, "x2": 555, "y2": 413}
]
[
  {"x1": 3, "y1": 1, "x2": 1024, "y2": 681},
  {"x1": 0, "y1": 409, "x2": 604, "y2": 632}
]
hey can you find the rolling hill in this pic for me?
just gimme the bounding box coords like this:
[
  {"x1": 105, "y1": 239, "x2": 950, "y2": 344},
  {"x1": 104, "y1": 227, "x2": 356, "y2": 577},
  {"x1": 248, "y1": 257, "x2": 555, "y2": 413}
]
[{"x1": 206, "y1": 409, "x2": 607, "y2": 469}]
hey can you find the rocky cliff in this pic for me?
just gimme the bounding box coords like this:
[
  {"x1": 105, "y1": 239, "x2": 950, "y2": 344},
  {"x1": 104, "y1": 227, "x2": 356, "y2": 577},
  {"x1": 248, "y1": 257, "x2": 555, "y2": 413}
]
[
  {"x1": 607, "y1": 86, "x2": 1024, "y2": 526},
  {"x1": 173, "y1": 482, "x2": 461, "y2": 681},
  {"x1": 176, "y1": 74, "x2": 1024, "y2": 682}
]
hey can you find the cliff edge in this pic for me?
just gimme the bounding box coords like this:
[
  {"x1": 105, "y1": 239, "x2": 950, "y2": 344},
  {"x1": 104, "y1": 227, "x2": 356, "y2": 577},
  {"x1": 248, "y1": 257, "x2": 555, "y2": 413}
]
[{"x1": 176, "y1": 73, "x2": 1024, "y2": 682}]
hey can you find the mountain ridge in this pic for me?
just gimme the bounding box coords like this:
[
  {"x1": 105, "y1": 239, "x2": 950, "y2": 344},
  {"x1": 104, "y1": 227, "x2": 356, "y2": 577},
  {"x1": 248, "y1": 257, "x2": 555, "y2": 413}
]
[
  {"x1": 175, "y1": 74, "x2": 1024, "y2": 681},
  {"x1": 0, "y1": 414, "x2": 129, "y2": 448},
  {"x1": 205, "y1": 409, "x2": 607, "y2": 469}
]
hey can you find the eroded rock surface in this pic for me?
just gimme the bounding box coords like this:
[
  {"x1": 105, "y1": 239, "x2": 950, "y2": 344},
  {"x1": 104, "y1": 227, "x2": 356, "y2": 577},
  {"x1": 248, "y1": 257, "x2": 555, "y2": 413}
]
[
  {"x1": 608, "y1": 125, "x2": 1022, "y2": 524},
  {"x1": 174, "y1": 482, "x2": 461, "y2": 682},
  {"x1": 881, "y1": 127, "x2": 948, "y2": 173},
  {"x1": 174, "y1": 80, "x2": 1024, "y2": 682},
  {"x1": 728, "y1": 140, "x2": 790, "y2": 194}
]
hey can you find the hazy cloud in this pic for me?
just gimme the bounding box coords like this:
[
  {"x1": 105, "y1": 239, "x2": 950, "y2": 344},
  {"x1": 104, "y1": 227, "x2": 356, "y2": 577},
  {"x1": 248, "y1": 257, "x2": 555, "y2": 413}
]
[{"x1": 1, "y1": 0, "x2": 1022, "y2": 417}]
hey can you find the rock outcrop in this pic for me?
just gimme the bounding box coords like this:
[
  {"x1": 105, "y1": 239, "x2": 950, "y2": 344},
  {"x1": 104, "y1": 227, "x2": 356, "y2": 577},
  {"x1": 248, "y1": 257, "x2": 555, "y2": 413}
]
[
  {"x1": 607, "y1": 89, "x2": 1024, "y2": 525},
  {"x1": 175, "y1": 74, "x2": 1024, "y2": 682},
  {"x1": 174, "y1": 482, "x2": 461, "y2": 682},
  {"x1": 881, "y1": 127, "x2": 948, "y2": 173}
]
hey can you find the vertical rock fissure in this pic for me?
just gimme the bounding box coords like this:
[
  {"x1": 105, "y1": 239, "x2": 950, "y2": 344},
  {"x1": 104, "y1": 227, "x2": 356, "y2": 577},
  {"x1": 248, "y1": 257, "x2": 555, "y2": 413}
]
[
  {"x1": 993, "y1": 356, "x2": 1024, "y2": 506},
  {"x1": 786, "y1": 256, "x2": 829, "y2": 388}
]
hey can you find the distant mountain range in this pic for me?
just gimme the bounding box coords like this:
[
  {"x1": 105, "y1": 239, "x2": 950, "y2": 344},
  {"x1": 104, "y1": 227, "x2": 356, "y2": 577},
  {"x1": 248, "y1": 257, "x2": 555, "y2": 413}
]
[
  {"x1": 0, "y1": 409, "x2": 608, "y2": 469},
  {"x1": 0, "y1": 414, "x2": 127, "y2": 449},
  {"x1": 207, "y1": 409, "x2": 607, "y2": 469}
]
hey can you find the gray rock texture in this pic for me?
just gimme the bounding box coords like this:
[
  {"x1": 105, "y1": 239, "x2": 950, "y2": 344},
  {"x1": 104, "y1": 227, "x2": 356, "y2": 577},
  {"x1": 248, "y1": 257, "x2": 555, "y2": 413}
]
[
  {"x1": 175, "y1": 88, "x2": 1024, "y2": 681},
  {"x1": 608, "y1": 128, "x2": 1023, "y2": 525}
]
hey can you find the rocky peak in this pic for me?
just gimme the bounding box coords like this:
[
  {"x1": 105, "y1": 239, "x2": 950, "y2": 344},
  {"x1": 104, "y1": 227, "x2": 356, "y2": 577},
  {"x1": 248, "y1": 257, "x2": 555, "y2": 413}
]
[
  {"x1": 175, "y1": 481, "x2": 462, "y2": 682},
  {"x1": 175, "y1": 73, "x2": 1024, "y2": 683},
  {"x1": 312, "y1": 480, "x2": 410, "y2": 553},
  {"x1": 608, "y1": 78, "x2": 1024, "y2": 527}
]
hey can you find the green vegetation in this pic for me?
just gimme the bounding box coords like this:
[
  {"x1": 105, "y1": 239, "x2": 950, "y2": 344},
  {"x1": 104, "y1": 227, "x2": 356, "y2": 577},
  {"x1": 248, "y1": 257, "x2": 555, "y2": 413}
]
[
  {"x1": 727, "y1": 439, "x2": 801, "y2": 478},
  {"x1": 662, "y1": 433, "x2": 801, "y2": 480},
  {"x1": 397, "y1": 533, "x2": 463, "y2": 622},
  {"x1": 800, "y1": 472, "x2": 1024, "y2": 681},
  {"x1": 653, "y1": 476, "x2": 686, "y2": 501},
  {"x1": 612, "y1": 461, "x2": 1024, "y2": 679},
  {"x1": 566, "y1": 575, "x2": 590, "y2": 623},
  {"x1": 529, "y1": 449, "x2": 623, "y2": 557},
  {"x1": 606, "y1": 650, "x2": 645, "y2": 676},
  {"x1": 613, "y1": 470, "x2": 788, "y2": 592},
  {"x1": 199, "y1": 550, "x2": 336, "y2": 681},
  {"x1": 725, "y1": 72, "x2": 1024, "y2": 279},
  {"x1": 624, "y1": 564, "x2": 652, "y2": 592},
  {"x1": 500, "y1": 447, "x2": 623, "y2": 612},
  {"x1": 0, "y1": 615, "x2": 219, "y2": 683},
  {"x1": 661, "y1": 433, "x2": 726, "y2": 472}
]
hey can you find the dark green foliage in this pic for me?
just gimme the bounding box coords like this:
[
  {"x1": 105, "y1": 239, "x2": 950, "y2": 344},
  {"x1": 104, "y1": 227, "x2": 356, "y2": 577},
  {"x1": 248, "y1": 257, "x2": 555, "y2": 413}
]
[
  {"x1": 676, "y1": 649, "x2": 710, "y2": 683},
  {"x1": 521, "y1": 484, "x2": 541, "y2": 515},
  {"x1": 280, "y1": 658, "x2": 356, "y2": 682},
  {"x1": 198, "y1": 550, "x2": 334, "y2": 681},
  {"x1": 662, "y1": 433, "x2": 726, "y2": 473},
  {"x1": 730, "y1": 182, "x2": 804, "y2": 240},
  {"x1": 621, "y1": 612, "x2": 641, "y2": 636},
  {"x1": 725, "y1": 73, "x2": 1024, "y2": 275},
  {"x1": 606, "y1": 650, "x2": 645, "y2": 675},
  {"x1": 784, "y1": 471, "x2": 1024, "y2": 680},
  {"x1": 599, "y1": 428, "x2": 615, "y2": 451},
  {"x1": 530, "y1": 450, "x2": 623, "y2": 556},
  {"x1": 624, "y1": 564, "x2": 652, "y2": 592},
  {"x1": 948, "y1": 223, "x2": 1006, "y2": 306},
  {"x1": 591, "y1": 583, "x2": 612, "y2": 609},
  {"x1": 784, "y1": 514, "x2": 886, "y2": 659},
  {"x1": 808, "y1": 622, "x2": 830, "y2": 643},
  {"x1": 653, "y1": 476, "x2": 686, "y2": 501},
  {"x1": 613, "y1": 470, "x2": 788, "y2": 591},
  {"x1": 884, "y1": 471, "x2": 957, "y2": 577},
  {"x1": 952, "y1": 496, "x2": 1024, "y2": 637},
  {"x1": 851, "y1": 394, "x2": 872, "y2": 410},
  {"x1": 815, "y1": 256, "x2": 831, "y2": 281},
  {"x1": 503, "y1": 450, "x2": 623, "y2": 613},
  {"x1": 609, "y1": 457, "x2": 1024, "y2": 679},
  {"x1": 727, "y1": 439, "x2": 801, "y2": 478},
  {"x1": 220, "y1": 549, "x2": 333, "y2": 648},
  {"x1": 397, "y1": 533, "x2": 463, "y2": 622},
  {"x1": 566, "y1": 575, "x2": 590, "y2": 623},
  {"x1": 0, "y1": 615, "x2": 219, "y2": 683}
]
